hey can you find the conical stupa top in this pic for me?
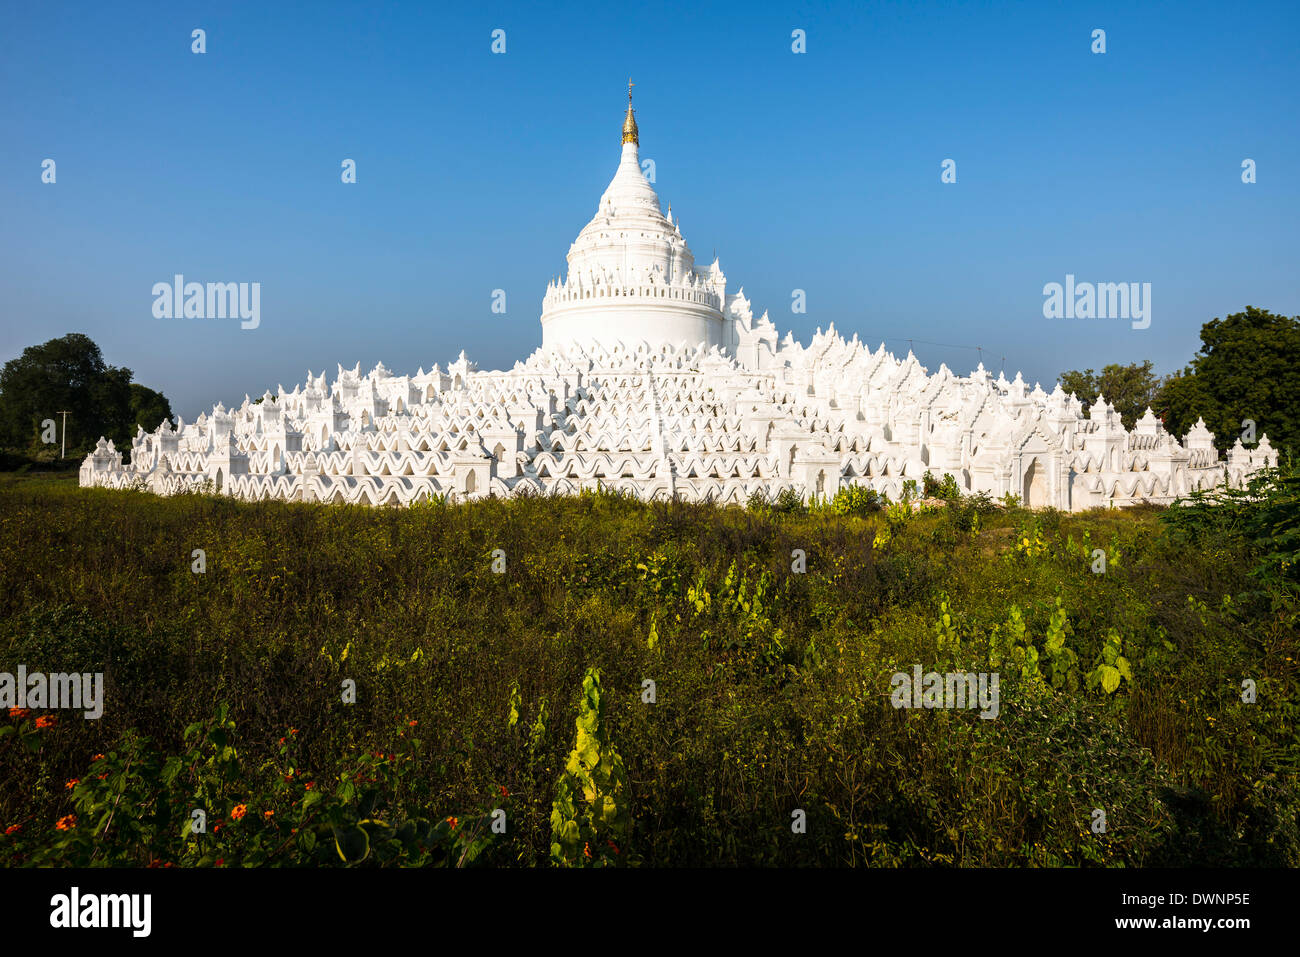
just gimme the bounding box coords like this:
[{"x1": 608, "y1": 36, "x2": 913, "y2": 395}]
[{"x1": 622, "y1": 78, "x2": 638, "y2": 145}]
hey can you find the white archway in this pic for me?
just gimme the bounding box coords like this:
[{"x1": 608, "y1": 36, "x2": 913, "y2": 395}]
[{"x1": 1023, "y1": 457, "x2": 1048, "y2": 508}]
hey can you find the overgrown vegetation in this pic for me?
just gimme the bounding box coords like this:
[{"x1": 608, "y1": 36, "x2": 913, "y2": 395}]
[{"x1": 0, "y1": 468, "x2": 1296, "y2": 867}]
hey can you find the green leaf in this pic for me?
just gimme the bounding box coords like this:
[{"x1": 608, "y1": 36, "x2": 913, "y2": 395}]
[
  {"x1": 161, "y1": 755, "x2": 183, "y2": 786},
  {"x1": 333, "y1": 825, "x2": 370, "y2": 864},
  {"x1": 1116, "y1": 656, "x2": 1133, "y2": 682},
  {"x1": 1099, "y1": 665, "x2": 1121, "y2": 694}
]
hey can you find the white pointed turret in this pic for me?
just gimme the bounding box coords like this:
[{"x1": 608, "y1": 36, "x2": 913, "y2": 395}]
[{"x1": 540, "y1": 83, "x2": 726, "y2": 354}]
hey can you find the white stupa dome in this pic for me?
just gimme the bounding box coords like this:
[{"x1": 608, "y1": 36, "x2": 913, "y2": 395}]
[{"x1": 540, "y1": 87, "x2": 726, "y2": 353}]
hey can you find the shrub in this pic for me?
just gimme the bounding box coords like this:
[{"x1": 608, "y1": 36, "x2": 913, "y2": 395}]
[{"x1": 0, "y1": 474, "x2": 1295, "y2": 866}]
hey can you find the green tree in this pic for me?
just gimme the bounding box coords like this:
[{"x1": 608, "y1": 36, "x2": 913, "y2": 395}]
[
  {"x1": 1157, "y1": 307, "x2": 1300, "y2": 455},
  {"x1": 0, "y1": 333, "x2": 168, "y2": 456},
  {"x1": 1058, "y1": 361, "x2": 1164, "y2": 431},
  {"x1": 129, "y1": 383, "x2": 174, "y2": 435}
]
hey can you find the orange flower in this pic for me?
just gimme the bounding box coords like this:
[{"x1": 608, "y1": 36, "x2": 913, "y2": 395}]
[
  {"x1": 214, "y1": 858, "x2": 224, "y2": 867},
  {"x1": 304, "y1": 781, "x2": 314, "y2": 790},
  {"x1": 4, "y1": 824, "x2": 20, "y2": 835},
  {"x1": 445, "y1": 816, "x2": 458, "y2": 830},
  {"x1": 91, "y1": 753, "x2": 105, "y2": 762},
  {"x1": 607, "y1": 839, "x2": 620, "y2": 855},
  {"x1": 8, "y1": 708, "x2": 31, "y2": 719},
  {"x1": 55, "y1": 814, "x2": 76, "y2": 831},
  {"x1": 35, "y1": 715, "x2": 57, "y2": 729},
  {"x1": 65, "y1": 779, "x2": 79, "y2": 790},
  {"x1": 290, "y1": 728, "x2": 298, "y2": 735},
  {"x1": 263, "y1": 810, "x2": 274, "y2": 819},
  {"x1": 408, "y1": 720, "x2": 418, "y2": 727},
  {"x1": 231, "y1": 804, "x2": 247, "y2": 820},
  {"x1": 583, "y1": 842, "x2": 592, "y2": 858}
]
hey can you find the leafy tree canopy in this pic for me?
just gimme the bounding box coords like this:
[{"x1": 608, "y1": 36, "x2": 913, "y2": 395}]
[
  {"x1": 0, "y1": 333, "x2": 172, "y2": 457},
  {"x1": 129, "y1": 383, "x2": 174, "y2": 437},
  {"x1": 1058, "y1": 361, "x2": 1164, "y2": 431},
  {"x1": 1159, "y1": 307, "x2": 1300, "y2": 455}
]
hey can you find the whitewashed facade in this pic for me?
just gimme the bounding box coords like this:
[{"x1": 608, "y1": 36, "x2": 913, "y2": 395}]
[{"x1": 82, "y1": 97, "x2": 1275, "y2": 509}]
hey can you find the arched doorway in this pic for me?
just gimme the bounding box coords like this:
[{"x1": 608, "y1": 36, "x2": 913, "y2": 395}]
[
  {"x1": 1022, "y1": 458, "x2": 1048, "y2": 508},
  {"x1": 465, "y1": 470, "x2": 477, "y2": 494}
]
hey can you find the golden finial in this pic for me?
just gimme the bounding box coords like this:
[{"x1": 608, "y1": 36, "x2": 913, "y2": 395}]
[{"x1": 622, "y1": 77, "x2": 638, "y2": 145}]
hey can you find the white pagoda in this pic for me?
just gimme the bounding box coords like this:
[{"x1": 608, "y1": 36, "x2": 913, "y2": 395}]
[{"x1": 81, "y1": 88, "x2": 1275, "y2": 509}]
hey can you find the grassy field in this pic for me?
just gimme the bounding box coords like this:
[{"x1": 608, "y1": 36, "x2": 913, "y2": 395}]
[{"x1": 0, "y1": 473, "x2": 1296, "y2": 867}]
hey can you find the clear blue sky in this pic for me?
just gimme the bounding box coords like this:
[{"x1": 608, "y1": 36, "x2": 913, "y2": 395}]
[{"x1": 3, "y1": 0, "x2": 1297, "y2": 419}]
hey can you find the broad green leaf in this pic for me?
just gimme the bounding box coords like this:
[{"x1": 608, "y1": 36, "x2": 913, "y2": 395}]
[{"x1": 1100, "y1": 665, "x2": 1121, "y2": 694}]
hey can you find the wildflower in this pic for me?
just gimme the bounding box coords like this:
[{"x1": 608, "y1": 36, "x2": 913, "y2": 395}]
[
  {"x1": 65, "y1": 779, "x2": 79, "y2": 790},
  {"x1": 304, "y1": 781, "x2": 315, "y2": 790},
  {"x1": 290, "y1": 728, "x2": 298, "y2": 735},
  {"x1": 213, "y1": 819, "x2": 224, "y2": 834},
  {"x1": 55, "y1": 814, "x2": 76, "y2": 831},
  {"x1": 499, "y1": 785, "x2": 509, "y2": 798},
  {"x1": 97, "y1": 773, "x2": 107, "y2": 781},
  {"x1": 445, "y1": 816, "x2": 458, "y2": 830},
  {"x1": 92, "y1": 753, "x2": 105, "y2": 762},
  {"x1": 35, "y1": 715, "x2": 57, "y2": 729},
  {"x1": 263, "y1": 810, "x2": 275, "y2": 819},
  {"x1": 583, "y1": 842, "x2": 592, "y2": 858},
  {"x1": 215, "y1": 858, "x2": 224, "y2": 867},
  {"x1": 8, "y1": 708, "x2": 31, "y2": 719},
  {"x1": 5, "y1": 824, "x2": 20, "y2": 835},
  {"x1": 408, "y1": 720, "x2": 418, "y2": 727},
  {"x1": 607, "y1": 839, "x2": 620, "y2": 855},
  {"x1": 231, "y1": 804, "x2": 247, "y2": 820}
]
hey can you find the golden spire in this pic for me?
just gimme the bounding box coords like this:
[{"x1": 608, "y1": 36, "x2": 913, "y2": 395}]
[{"x1": 622, "y1": 77, "x2": 638, "y2": 145}]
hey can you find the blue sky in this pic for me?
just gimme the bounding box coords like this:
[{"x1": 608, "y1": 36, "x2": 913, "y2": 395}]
[{"x1": 3, "y1": 0, "x2": 1297, "y2": 419}]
